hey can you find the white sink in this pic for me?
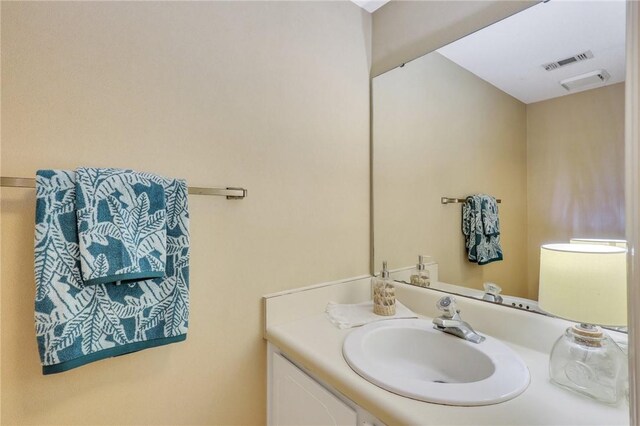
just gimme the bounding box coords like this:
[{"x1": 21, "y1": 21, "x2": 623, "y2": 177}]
[{"x1": 342, "y1": 318, "x2": 530, "y2": 406}]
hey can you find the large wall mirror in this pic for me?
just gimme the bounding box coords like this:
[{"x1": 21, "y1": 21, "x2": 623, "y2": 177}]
[{"x1": 372, "y1": 1, "x2": 626, "y2": 304}]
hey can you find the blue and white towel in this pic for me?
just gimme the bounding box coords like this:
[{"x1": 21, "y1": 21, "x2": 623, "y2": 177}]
[
  {"x1": 34, "y1": 169, "x2": 190, "y2": 374},
  {"x1": 76, "y1": 167, "x2": 167, "y2": 286},
  {"x1": 462, "y1": 194, "x2": 503, "y2": 265}
]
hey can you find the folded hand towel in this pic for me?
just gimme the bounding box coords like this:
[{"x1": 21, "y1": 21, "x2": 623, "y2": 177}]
[
  {"x1": 325, "y1": 300, "x2": 417, "y2": 329},
  {"x1": 480, "y1": 195, "x2": 500, "y2": 237},
  {"x1": 462, "y1": 194, "x2": 503, "y2": 265},
  {"x1": 34, "y1": 169, "x2": 190, "y2": 374},
  {"x1": 75, "y1": 167, "x2": 167, "y2": 286}
]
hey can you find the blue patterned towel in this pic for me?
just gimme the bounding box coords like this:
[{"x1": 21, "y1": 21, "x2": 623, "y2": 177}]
[
  {"x1": 76, "y1": 167, "x2": 167, "y2": 286},
  {"x1": 462, "y1": 194, "x2": 503, "y2": 265},
  {"x1": 34, "y1": 170, "x2": 190, "y2": 374}
]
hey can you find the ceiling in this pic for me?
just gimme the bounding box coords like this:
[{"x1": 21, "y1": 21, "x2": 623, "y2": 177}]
[
  {"x1": 350, "y1": 0, "x2": 390, "y2": 13},
  {"x1": 436, "y1": 1, "x2": 626, "y2": 104}
]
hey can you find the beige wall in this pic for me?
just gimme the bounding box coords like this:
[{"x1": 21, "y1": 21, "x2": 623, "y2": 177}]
[
  {"x1": 625, "y1": 2, "x2": 640, "y2": 416},
  {"x1": 526, "y1": 83, "x2": 626, "y2": 299},
  {"x1": 373, "y1": 52, "x2": 529, "y2": 297},
  {"x1": 371, "y1": 0, "x2": 537, "y2": 77},
  {"x1": 0, "y1": 2, "x2": 371, "y2": 424}
]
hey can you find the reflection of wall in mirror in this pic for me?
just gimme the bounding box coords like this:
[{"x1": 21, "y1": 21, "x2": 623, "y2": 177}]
[
  {"x1": 373, "y1": 52, "x2": 624, "y2": 300},
  {"x1": 373, "y1": 51, "x2": 529, "y2": 298},
  {"x1": 527, "y1": 83, "x2": 625, "y2": 299}
]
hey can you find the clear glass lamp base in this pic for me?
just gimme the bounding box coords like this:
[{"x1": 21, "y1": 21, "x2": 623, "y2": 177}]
[{"x1": 549, "y1": 324, "x2": 627, "y2": 404}]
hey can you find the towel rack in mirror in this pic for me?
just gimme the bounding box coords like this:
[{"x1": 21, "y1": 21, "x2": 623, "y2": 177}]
[
  {"x1": 0, "y1": 176, "x2": 247, "y2": 200},
  {"x1": 441, "y1": 197, "x2": 502, "y2": 205}
]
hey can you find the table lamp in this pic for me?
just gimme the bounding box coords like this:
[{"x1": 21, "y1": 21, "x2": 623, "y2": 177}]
[{"x1": 538, "y1": 243, "x2": 627, "y2": 404}]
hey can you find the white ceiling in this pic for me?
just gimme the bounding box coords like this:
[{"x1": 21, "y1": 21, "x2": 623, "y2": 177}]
[
  {"x1": 350, "y1": 0, "x2": 390, "y2": 13},
  {"x1": 436, "y1": 1, "x2": 626, "y2": 104}
]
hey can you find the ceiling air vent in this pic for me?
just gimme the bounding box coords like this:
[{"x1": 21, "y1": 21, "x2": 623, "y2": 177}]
[
  {"x1": 560, "y1": 69, "x2": 610, "y2": 91},
  {"x1": 543, "y1": 50, "x2": 594, "y2": 71}
]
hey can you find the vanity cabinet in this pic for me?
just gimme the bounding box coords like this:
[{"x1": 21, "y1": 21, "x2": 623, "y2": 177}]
[{"x1": 268, "y1": 346, "x2": 385, "y2": 426}]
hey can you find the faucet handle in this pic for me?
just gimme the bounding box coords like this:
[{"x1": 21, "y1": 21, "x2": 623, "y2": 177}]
[{"x1": 436, "y1": 296, "x2": 458, "y2": 318}]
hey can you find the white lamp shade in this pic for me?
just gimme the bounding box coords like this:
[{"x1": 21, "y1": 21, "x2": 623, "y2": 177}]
[{"x1": 538, "y1": 243, "x2": 627, "y2": 326}]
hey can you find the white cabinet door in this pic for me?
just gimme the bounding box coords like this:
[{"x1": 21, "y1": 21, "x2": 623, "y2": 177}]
[{"x1": 271, "y1": 352, "x2": 357, "y2": 426}]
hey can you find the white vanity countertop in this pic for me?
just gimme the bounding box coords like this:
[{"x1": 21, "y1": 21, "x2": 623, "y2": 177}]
[{"x1": 263, "y1": 278, "x2": 629, "y2": 426}]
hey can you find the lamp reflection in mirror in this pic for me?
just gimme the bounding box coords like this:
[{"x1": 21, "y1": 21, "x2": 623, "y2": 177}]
[
  {"x1": 570, "y1": 238, "x2": 628, "y2": 249},
  {"x1": 538, "y1": 243, "x2": 627, "y2": 404}
]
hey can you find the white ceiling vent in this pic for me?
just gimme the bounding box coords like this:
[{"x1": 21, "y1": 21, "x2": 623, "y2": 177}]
[
  {"x1": 560, "y1": 69, "x2": 611, "y2": 91},
  {"x1": 543, "y1": 50, "x2": 594, "y2": 71}
]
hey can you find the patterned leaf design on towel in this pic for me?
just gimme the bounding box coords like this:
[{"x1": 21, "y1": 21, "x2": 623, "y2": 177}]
[
  {"x1": 77, "y1": 207, "x2": 93, "y2": 223},
  {"x1": 124, "y1": 295, "x2": 142, "y2": 307},
  {"x1": 35, "y1": 171, "x2": 74, "y2": 198},
  {"x1": 50, "y1": 190, "x2": 76, "y2": 216},
  {"x1": 105, "y1": 195, "x2": 137, "y2": 259},
  {"x1": 52, "y1": 283, "x2": 96, "y2": 324},
  {"x1": 80, "y1": 299, "x2": 101, "y2": 354},
  {"x1": 92, "y1": 254, "x2": 109, "y2": 278},
  {"x1": 146, "y1": 255, "x2": 165, "y2": 272},
  {"x1": 174, "y1": 253, "x2": 190, "y2": 270},
  {"x1": 94, "y1": 172, "x2": 141, "y2": 210},
  {"x1": 165, "y1": 180, "x2": 188, "y2": 231},
  {"x1": 136, "y1": 231, "x2": 165, "y2": 259},
  {"x1": 80, "y1": 222, "x2": 122, "y2": 246},
  {"x1": 138, "y1": 278, "x2": 178, "y2": 330},
  {"x1": 34, "y1": 233, "x2": 58, "y2": 301},
  {"x1": 134, "y1": 211, "x2": 165, "y2": 264},
  {"x1": 83, "y1": 189, "x2": 166, "y2": 279},
  {"x1": 35, "y1": 170, "x2": 190, "y2": 369},
  {"x1": 45, "y1": 277, "x2": 92, "y2": 325},
  {"x1": 95, "y1": 286, "x2": 128, "y2": 344},
  {"x1": 131, "y1": 193, "x2": 150, "y2": 231},
  {"x1": 165, "y1": 273, "x2": 190, "y2": 336},
  {"x1": 167, "y1": 235, "x2": 189, "y2": 255},
  {"x1": 115, "y1": 265, "x2": 141, "y2": 275},
  {"x1": 51, "y1": 301, "x2": 93, "y2": 354},
  {"x1": 111, "y1": 298, "x2": 145, "y2": 319},
  {"x1": 75, "y1": 167, "x2": 102, "y2": 207},
  {"x1": 140, "y1": 210, "x2": 165, "y2": 241},
  {"x1": 35, "y1": 312, "x2": 55, "y2": 335},
  {"x1": 49, "y1": 225, "x2": 83, "y2": 289}
]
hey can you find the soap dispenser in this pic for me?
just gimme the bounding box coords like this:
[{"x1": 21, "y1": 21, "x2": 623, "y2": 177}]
[
  {"x1": 373, "y1": 261, "x2": 396, "y2": 316},
  {"x1": 410, "y1": 255, "x2": 431, "y2": 287}
]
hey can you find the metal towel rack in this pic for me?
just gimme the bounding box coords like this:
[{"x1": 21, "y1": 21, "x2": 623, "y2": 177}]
[
  {"x1": 0, "y1": 176, "x2": 247, "y2": 200},
  {"x1": 441, "y1": 196, "x2": 501, "y2": 205}
]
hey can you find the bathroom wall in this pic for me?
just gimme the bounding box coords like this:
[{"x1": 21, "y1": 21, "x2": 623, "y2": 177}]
[
  {"x1": 0, "y1": 2, "x2": 371, "y2": 424},
  {"x1": 371, "y1": 0, "x2": 537, "y2": 76},
  {"x1": 373, "y1": 52, "x2": 529, "y2": 297},
  {"x1": 625, "y1": 2, "x2": 640, "y2": 413},
  {"x1": 526, "y1": 83, "x2": 626, "y2": 299}
]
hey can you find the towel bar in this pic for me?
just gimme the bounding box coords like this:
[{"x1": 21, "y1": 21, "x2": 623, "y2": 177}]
[
  {"x1": 0, "y1": 176, "x2": 247, "y2": 200},
  {"x1": 441, "y1": 197, "x2": 501, "y2": 204}
]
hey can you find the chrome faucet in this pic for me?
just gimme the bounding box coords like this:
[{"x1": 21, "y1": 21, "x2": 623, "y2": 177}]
[
  {"x1": 432, "y1": 296, "x2": 485, "y2": 344},
  {"x1": 482, "y1": 282, "x2": 503, "y2": 304}
]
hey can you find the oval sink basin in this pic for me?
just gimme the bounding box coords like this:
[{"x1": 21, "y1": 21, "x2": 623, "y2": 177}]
[{"x1": 343, "y1": 318, "x2": 530, "y2": 406}]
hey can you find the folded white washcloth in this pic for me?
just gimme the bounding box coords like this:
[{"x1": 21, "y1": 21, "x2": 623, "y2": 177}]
[{"x1": 325, "y1": 300, "x2": 418, "y2": 329}]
